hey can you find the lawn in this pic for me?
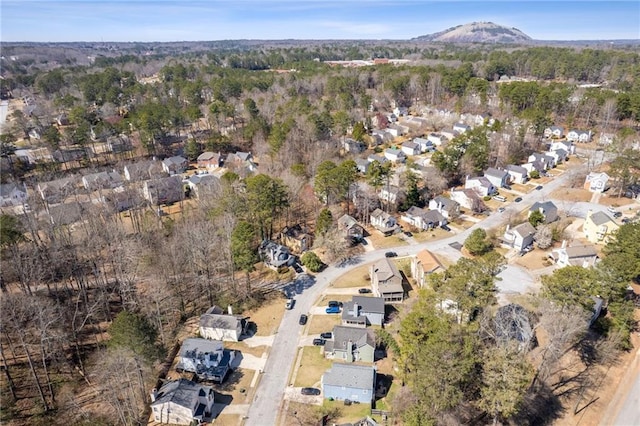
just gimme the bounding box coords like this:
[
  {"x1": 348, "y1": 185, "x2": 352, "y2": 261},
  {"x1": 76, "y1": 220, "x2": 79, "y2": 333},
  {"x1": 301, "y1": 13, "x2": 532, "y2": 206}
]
[
  {"x1": 323, "y1": 399, "x2": 373, "y2": 423},
  {"x1": 293, "y1": 346, "x2": 333, "y2": 388},
  {"x1": 367, "y1": 232, "x2": 408, "y2": 249},
  {"x1": 223, "y1": 341, "x2": 266, "y2": 358},
  {"x1": 510, "y1": 183, "x2": 531, "y2": 193},
  {"x1": 332, "y1": 265, "x2": 371, "y2": 288},
  {"x1": 549, "y1": 187, "x2": 593, "y2": 203},
  {"x1": 307, "y1": 314, "x2": 342, "y2": 335},
  {"x1": 244, "y1": 297, "x2": 287, "y2": 336},
  {"x1": 410, "y1": 227, "x2": 450, "y2": 243}
]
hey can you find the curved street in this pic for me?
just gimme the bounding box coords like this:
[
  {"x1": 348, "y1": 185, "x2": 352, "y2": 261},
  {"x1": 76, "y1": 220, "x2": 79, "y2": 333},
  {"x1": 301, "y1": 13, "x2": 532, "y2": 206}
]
[{"x1": 244, "y1": 159, "x2": 613, "y2": 425}]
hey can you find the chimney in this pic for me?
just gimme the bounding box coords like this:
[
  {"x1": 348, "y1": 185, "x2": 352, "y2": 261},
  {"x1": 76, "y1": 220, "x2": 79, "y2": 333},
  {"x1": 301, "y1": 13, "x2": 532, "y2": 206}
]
[
  {"x1": 228, "y1": 305, "x2": 233, "y2": 315},
  {"x1": 150, "y1": 388, "x2": 158, "y2": 402},
  {"x1": 353, "y1": 303, "x2": 359, "y2": 316},
  {"x1": 561, "y1": 240, "x2": 567, "y2": 249}
]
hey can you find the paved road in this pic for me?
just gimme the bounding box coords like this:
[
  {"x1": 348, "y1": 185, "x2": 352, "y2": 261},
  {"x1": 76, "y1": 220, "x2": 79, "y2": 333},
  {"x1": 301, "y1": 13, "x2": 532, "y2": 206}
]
[
  {"x1": 612, "y1": 361, "x2": 640, "y2": 425},
  {"x1": 244, "y1": 161, "x2": 591, "y2": 425}
]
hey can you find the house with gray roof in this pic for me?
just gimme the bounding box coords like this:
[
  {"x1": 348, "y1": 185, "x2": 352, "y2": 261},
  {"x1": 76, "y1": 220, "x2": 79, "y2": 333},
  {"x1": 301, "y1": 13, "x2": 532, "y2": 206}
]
[
  {"x1": 37, "y1": 176, "x2": 80, "y2": 204},
  {"x1": 355, "y1": 158, "x2": 371, "y2": 174},
  {"x1": 544, "y1": 126, "x2": 564, "y2": 139},
  {"x1": 370, "y1": 258, "x2": 404, "y2": 303},
  {"x1": 465, "y1": 176, "x2": 497, "y2": 197},
  {"x1": 343, "y1": 138, "x2": 366, "y2": 153},
  {"x1": 505, "y1": 164, "x2": 528, "y2": 184},
  {"x1": 529, "y1": 201, "x2": 558, "y2": 224},
  {"x1": 528, "y1": 153, "x2": 555, "y2": 170},
  {"x1": 142, "y1": 176, "x2": 184, "y2": 205},
  {"x1": 413, "y1": 137, "x2": 434, "y2": 152},
  {"x1": 370, "y1": 208, "x2": 399, "y2": 236},
  {"x1": 124, "y1": 160, "x2": 166, "y2": 182},
  {"x1": 453, "y1": 122, "x2": 471, "y2": 134},
  {"x1": 401, "y1": 141, "x2": 420, "y2": 156},
  {"x1": 341, "y1": 296, "x2": 385, "y2": 327},
  {"x1": 567, "y1": 129, "x2": 592, "y2": 143},
  {"x1": 383, "y1": 148, "x2": 406, "y2": 163},
  {"x1": 162, "y1": 156, "x2": 188, "y2": 175},
  {"x1": 503, "y1": 222, "x2": 536, "y2": 251},
  {"x1": 401, "y1": 206, "x2": 446, "y2": 230},
  {"x1": 197, "y1": 151, "x2": 224, "y2": 170},
  {"x1": 322, "y1": 363, "x2": 376, "y2": 403},
  {"x1": 176, "y1": 338, "x2": 236, "y2": 383},
  {"x1": 551, "y1": 242, "x2": 598, "y2": 268},
  {"x1": 199, "y1": 305, "x2": 247, "y2": 342},
  {"x1": 324, "y1": 326, "x2": 376, "y2": 363},
  {"x1": 338, "y1": 214, "x2": 364, "y2": 241},
  {"x1": 0, "y1": 182, "x2": 28, "y2": 207},
  {"x1": 82, "y1": 171, "x2": 123, "y2": 191},
  {"x1": 186, "y1": 174, "x2": 221, "y2": 199},
  {"x1": 150, "y1": 379, "x2": 214, "y2": 425},
  {"x1": 259, "y1": 240, "x2": 295, "y2": 270},
  {"x1": 428, "y1": 196, "x2": 460, "y2": 219},
  {"x1": 483, "y1": 167, "x2": 510, "y2": 188},
  {"x1": 584, "y1": 172, "x2": 610, "y2": 193}
]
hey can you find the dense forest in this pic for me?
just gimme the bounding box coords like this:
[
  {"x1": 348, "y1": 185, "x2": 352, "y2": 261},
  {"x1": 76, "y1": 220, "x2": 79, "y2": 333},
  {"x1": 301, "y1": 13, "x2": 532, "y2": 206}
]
[{"x1": 1, "y1": 40, "x2": 639, "y2": 425}]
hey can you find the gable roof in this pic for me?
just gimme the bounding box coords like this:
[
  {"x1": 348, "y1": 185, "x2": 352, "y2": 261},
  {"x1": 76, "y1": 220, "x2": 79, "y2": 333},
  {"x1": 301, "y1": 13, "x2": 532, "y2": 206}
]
[
  {"x1": 0, "y1": 182, "x2": 26, "y2": 197},
  {"x1": 432, "y1": 195, "x2": 458, "y2": 209},
  {"x1": 323, "y1": 363, "x2": 375, "y2": 390},
  {"x1": 338, "y1": 214, "x2": 359, "y2": 229},
  {"x1": 589, "y1": 211, "x2": 614, "y2": 226},
  {"x1": 352, "y1": 295, "x2": 385, "y2": 314},
  {"x1": 564, "y1": 244, "x2": 598, "y2": 259},
  {"x1": 415, "y1": 250, "x2": 443, "y2": 273},
  {"x1": 530, "y1": 201, "x2": 557, "y2": 213},
  {"x1": 506, "y1": 164, "x2": 527, "y2": 175},
  {"x1": 512, "y1": 222, "x2": 536, "y2": 239},
  {"x1": 200, "y1": 311, "x2": 241, "y2": 331},
  {"x1": 151, "y1": 378, "x2": 210, "y2": 409},
  {"x1": 331, "y1": 326, "x2": 375, "y2": 350},
  {"x1": 484, "y1": 167, "x2": 508, "y2": 179}
]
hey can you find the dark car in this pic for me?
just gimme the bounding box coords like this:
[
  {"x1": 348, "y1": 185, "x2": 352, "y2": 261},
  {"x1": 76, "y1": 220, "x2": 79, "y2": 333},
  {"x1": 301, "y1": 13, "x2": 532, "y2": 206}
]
[
  {"x1": 535, "y1": 185, "x2": 543, "y2": 190},
  {"x1": 312, "y1": 338, "x2": 326, "y2": 346},
  {"x1": 441, "y1": 224, "x2": 452, "y2": 232},
  {"x1": 358, "y1": 288, "x2": 372, "y2": 294},
  {"x1": 404, "y1": 231, "x2": 413, "y2": 237},
  {"x1": 622, "y1": 218, "x2": 630, "y2": 224},
  {"x1": 299, "y1": 314, "x2": 308, "y2": 325},
  {"x1": 320, "y1": 332, "x2": 332, "y2": 339},
  {"x1": 328, "y1": 300, "x2": 341, "y2": 308},
  {"x1": 292, "y1": 263, "x2": 303, "y2": 273},
  {"x1": 613, "y1": 211, "x2": 622, "y2": 218},
  {"x1": 301, "y1": 387, "x2": 321, "y2": 396},
  {"x1": 385, "y1": 251, "x2": 397, "y2": 258},
  {"x1": 514, "y1": 197, "x2": 523, "y2": 202}
]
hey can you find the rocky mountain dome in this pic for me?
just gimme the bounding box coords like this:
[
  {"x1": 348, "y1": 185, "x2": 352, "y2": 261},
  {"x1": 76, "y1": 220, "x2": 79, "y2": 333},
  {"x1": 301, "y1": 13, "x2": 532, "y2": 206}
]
[{"x1": 414, "y1": 22, "x2": 532, "y2": 43}]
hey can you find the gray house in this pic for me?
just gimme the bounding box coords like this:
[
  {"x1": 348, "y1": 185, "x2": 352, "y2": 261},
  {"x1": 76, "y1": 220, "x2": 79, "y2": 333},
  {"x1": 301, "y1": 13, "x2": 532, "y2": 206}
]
[
  {"x1": 341, "y1": 296, "x2": 385, "y2": 327},
  {"x1": 142, "y1": 176, "x2": 184, "y2": 205},
  {"x1": 428, "y1": 196, "x2": 460, "y2": 219},
  {"x1": 150, "y1": 379, "x2": 215, "y2": 425},
  {"x1": 370, "y1": 258, "x2": 404, "y2": 303},
  {"x1": 338, "y1": 214, "x2": 365, "y2": 241},
  {"x1": 162, "y1": 156, "x2": 188, "y2": 175},
  {"x1": 503, "y1": 222, "x2": 536, "y2": 251},
  {"x1": 325, "y1": 326, "x2": 376, "y2": 363},
  {"x1": 484, "y1": 167, "x2": 510, "y2": 188},
  {"x1": 529, "y1": 201, "x2": 558, "y2": 224},
  {"x1": 322, "y1": 363, "x2": 376, "y2": 403},
  {"x1": 199, "y1": 305, "x2": 247, "y2": 342},
  {"x1": 176, "y1": 338, "x2": 236, "y2": 383}
]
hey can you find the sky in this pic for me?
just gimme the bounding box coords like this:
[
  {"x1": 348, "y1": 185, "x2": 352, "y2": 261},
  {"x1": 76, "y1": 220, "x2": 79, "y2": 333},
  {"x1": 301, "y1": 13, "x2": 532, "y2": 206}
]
[{"x1": 1, "y1": 0, "x2": 639, "y2": 43}]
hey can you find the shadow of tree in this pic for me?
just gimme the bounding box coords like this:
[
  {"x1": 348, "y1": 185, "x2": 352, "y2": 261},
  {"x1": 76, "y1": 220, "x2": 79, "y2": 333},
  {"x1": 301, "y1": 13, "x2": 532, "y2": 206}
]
[{"x1": 512, "y1": 384, "x2": 565, "y2": 425}]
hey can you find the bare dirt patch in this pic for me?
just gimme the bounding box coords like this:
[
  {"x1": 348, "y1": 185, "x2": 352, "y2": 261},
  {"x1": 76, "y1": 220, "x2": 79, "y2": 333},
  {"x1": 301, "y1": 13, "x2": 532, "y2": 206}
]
[{"x1": 515, "y1": 251, "x2": 553, "y2": 270}]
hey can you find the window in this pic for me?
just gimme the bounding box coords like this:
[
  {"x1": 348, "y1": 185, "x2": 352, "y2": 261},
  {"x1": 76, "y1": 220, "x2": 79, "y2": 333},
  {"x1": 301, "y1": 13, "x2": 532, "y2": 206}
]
[{"x1": 363, "y1": 389, "x2": 368, "y2": 394}]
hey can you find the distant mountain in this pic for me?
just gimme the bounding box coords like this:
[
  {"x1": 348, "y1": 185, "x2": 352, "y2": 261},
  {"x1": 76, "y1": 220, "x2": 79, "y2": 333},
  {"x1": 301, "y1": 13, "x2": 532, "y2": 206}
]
[{"x1": 413, "y1": 22, "x2": 532, "y2": 44}]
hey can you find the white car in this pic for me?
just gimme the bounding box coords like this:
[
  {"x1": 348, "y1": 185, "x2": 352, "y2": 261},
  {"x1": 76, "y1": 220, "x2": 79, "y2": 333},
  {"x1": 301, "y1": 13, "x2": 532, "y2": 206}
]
[
  {"x1": 607, "y1": 206, "x2": 617, "y2": 214},
  {"x1": 285, "y1": 299, "x2": 295, "y2": 310}
]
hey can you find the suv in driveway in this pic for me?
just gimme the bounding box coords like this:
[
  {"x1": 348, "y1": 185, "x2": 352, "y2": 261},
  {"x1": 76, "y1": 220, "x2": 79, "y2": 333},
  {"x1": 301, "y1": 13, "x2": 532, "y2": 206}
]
[
  {"x1": 301, "y1": 387, "x2": 321, "y2": 396},
  {"x1": 320, "y1": 332, "x2": 332, "y2": 339},
  {"x1": 326, "y1": 306, "x2": 340, "y2": 314},
  {"x1": 299, "y1": 314, "x2": 308, "y2": 325},
  {"x1": 312, "y1": 338, "x2": 326, "y2": 346},
  {"x1": 385, "y1": 251, "x2": 397, "y2": 258}
]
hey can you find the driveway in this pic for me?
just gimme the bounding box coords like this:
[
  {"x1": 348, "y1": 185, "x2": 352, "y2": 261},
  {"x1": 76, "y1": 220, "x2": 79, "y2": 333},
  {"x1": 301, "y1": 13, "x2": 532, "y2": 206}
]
[{"x1": 244, "y1": 159, "x2": 592, "y2": 426}]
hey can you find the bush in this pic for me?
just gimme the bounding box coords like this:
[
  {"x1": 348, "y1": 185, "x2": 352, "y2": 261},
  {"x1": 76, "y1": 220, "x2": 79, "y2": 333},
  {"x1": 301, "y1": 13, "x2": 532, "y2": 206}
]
[
  {"x1": 301, "y1": 251, "x2": 324, "y2": 272},
  {"x1": 529, "y1": 170, "x2": 540, "y2": 179},
  {"x1": 464, "y1": 228, "x2": 492, "y2": 256},
  {"x1": 483, "y1": 195, "x2": 491, "y2": 201}
]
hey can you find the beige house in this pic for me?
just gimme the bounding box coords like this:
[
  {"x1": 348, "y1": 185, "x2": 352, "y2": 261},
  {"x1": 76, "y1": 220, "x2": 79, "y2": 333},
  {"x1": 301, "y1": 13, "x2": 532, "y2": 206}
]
[
  {"x1": 411, "y1": 250, "x2": 444, "y2": 288},
  {"x1": 583, "y1": 210, "x2": 619, "y2": 244},
  {"x1": 150, "y1": 379, "x2": 215, "y2": 425},
  {"x1": 370, "y1": 258, "x2": 405, "y2": 303}
]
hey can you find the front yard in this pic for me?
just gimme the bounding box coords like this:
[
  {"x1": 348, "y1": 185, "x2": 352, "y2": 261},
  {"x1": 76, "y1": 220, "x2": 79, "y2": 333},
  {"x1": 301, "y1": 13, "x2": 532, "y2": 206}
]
[
  {"x1": 307, "y1": 314, "x2": 342, "y2": 335},
  {"x1": 331, "y1": 265, "x2": 371, "y2": 288},
  {"x1": 293, "y1": 346, "x2": 333, "y2": 388}
]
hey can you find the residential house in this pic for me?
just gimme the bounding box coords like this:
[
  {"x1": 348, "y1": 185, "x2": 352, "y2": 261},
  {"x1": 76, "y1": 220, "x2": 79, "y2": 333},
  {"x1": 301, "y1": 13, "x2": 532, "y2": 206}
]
[
  {"x1": 341, "y1": 296, "x2": 385, "y2": 327},
  {"x1": 355, "y1": 159, "x2": 371, "y2": 174},
  {"x1": 453, "y1": 122, "x2": 470, "y2": 134},
  {"x1": 370, "y1": 129, "x2": 393, "y2": 145},
  {"x1": 322, "y1": 363, "x2": 376, "y2": 403},
  {"x1": 0, "y1": 182, "x2": 28, "y2": 207},
  {"x1": 199, "y1": 305, "x2": 247, "y2": 342},
  {"x1": 522, "y1": 161, "x2": 546, "y2": 177},
  {"x1": 370, "y1": 258, "x2": 404, "y2": 303},
  {"x1": 393, "y1": 106, "x2": 408, "y2": 117},
  {"x1": 503, "y1": 222, "x2": 536, "y2": 251},
  {"x1": 550, "y1": 242, "x2": 598, "y2": 268},
  {"x1": 176, "y1": 338, "x2": 236, "y2": 383},
  {"x1": 413, "y1": 137, "x2": 434, "y2": 152},
  {"x1": 82, "y1": 171, "x2": 123, "y2": 191},
  {"x1": 465, "y1": 176, "x2": 497, "y2": 197},
  {"x1": 484, "y1": 167, "x2": 510, "y2": 188},
  {"x1": 325, "y1": 326, "x2": 376, "y2": 363},
  {"x1": 370, "y1": 208, "x2": 399, "y2": 236},
  {"x1": 142, "y1": 176, "x2": 184, "y2": 205},
  {"x1": 584, "y1": 172, "x2": 610, "y2": 193},
  {"x1": 106, "y1": 134, "x2": 133, "y2": 153},
  {"x1": 529, "y1": 201, "x2": 559, "y2": 224},
  {"x1": 549, "y1": 148, "x2": 568, "y2": 163},
  {"x1": 46, "y1": 201, "x2": 90, "y2": 226},
  {"x1": 528, "y1": 153, "x2": 555, "y2": 170},
  {"x1": 197, "y1": 152, "x2": 224, "y2": 170},
  {"x1": 162, "y1": 156, "x2": 188, "y2": 175},
  {"x1": 401, "y1": 206, "x2": 446, "y2": 230},
  {"x1": 583, "y1": 210, "x2": 619, "y2": 244},
  {"x1": 342, "y1": 138, "x2": 366, "y2": 154},
  {"x1": 439, "y1": 129, "x2": 456, "y2": 141},
  {"x1": 279, "y1": 224, "x2": 312, "y2": 253},
  {"x1": 450, "y1": 188, "x2": 483, "y2": 212},
  {"x1": 53, "y1": 147, "x2": 90, "y2": 164},
  {"x1": 367, "y1": 154, "x2": 389, "y2": 166},
  {"x1": 338, "y1": 214, "x2": 365, "y2": 242},
  {"x1": 427, "y1": 133, "x2": 447, "y2": 146},
  {"x1": 411, "y1": 249, "x2": 444, "y2": 288},
  {"x1": 388, "y1": 123, "x2": 410, "y2": 137},
  {"x1": 378, "y1": 185, "x2": 405, "y2": 206},
  {"x1": 544, "y1": 126, "x2": 564, "y2": 139},
  {"x1": 428, "y1": 196, "x2": 460, "y2": 219},
  {"x1": 150, "y1": 379, "x2": 214, "y2": 425},
  {"x1": 14, "y1": 147, "x2": 54, "y2": 165},
  {"x1": 550, "y1": 140, "x2": 574, "y2": 154},
  {"x1": 259, "y1": 240, "x2": 295, "y2": 269},
  {"x1": 37, "y1": 176, "x2": 79, "y2": 204},
  {"x1": 123, "y1": 160, "x2": 166, "y2": 182},
  {"x1": 505, "y1": 164, "x2": 528, "y2": 184},
  {"x1": 101, "y1": 189, "x2": 142, "y2": 213},
  {"x1": 383, "y1": 148, "x2": 406, "y2": 163},
  {"x1": 400, "y1": 141, "x2": 421, "y2": 156},
  {"x1": 567, "y1": 129, "x2": 592, "y2": 143},
  {"x1": 186, "y1": 174, "x2": 221, "y2": 199}
]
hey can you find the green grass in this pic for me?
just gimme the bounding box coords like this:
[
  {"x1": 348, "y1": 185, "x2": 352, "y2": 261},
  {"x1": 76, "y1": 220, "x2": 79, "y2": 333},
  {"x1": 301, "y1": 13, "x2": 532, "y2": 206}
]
[
  {"x1": 323, "y1": 399, "x2": 372, "y2": 423},
  {"x1": 293, "y1": 346, "x2": 333, "y2": 388}
]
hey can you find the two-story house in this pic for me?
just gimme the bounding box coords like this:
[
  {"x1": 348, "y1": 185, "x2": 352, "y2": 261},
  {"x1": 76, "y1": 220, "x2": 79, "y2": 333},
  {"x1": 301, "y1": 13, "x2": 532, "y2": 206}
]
[
  {"x1": 503, "y1": 222, "x2": 536, "y2": 251},
  {"x1": 142, "y1": 176, "x2": 184, "y2": 205},
  {"x1": 199, "y1": 305, "x2": 247, "y2": 342},
  {"x1": 400, "y1": 141, "x2": 421, "y2": 156},
  {"x1": 162, "y1": 156, "x2": 188, "y2": 175},
  {"x1": 0, "y1": 182, "x2": 28, "y2": 207},
  {"x1": 544, "y1": 126, "x2": 564, "y2": 139},
  {"x1": 584, "y1": 172, "x2": 610, "y2": 193},
  {"x1": 384, "y1": 148, "x2": 406, "y2": 163},
  {"x1": 150, "y1": 379, "x2": 215, "y2": 425},
  {"x1": 322, "y1": 363, "x2": 376, "y2": 403},
  {"x1": 197, "y1": 152, "x2": 224, "y2": 170},
  {"x1": 505, "y1": 164, "x2": 528, "y2": 184},
  {"x1": 324, "y1": 326, "x2": 376, "y2": 363},
  {"x1": 428, "y1": 196, "x2": 460, "y2": 219},
  {"x1": 370, "y1": 208, "x2": 399, "y2": 236},
  {"x1": 465, "y1": 176, "x2": 497, "y2": 197},
  {"x1": 567, "y1": 129, "x2": 592, "y2": 143},
  {"x1": 82, "y1": 171, "x2": 123, "y2": 191},
  {"x1": 176, "y1": 338, "x2": 236, "y2": 383},
  {"x1": 529, "y1": 201, "x2": 559, "y2": 224},
  {"x1": 337, "y1": 214, "x2": 365, "y2": 242},
  {"x1": 583, "y1": 210, "x2": 619, "y2": 244},
  {"x1": 550, "y1": 242, "x2": 599, "y2": 268},
  {"x1": 484, "y1": 167, "x2": 510, "y2": 188},
  {"x1": 341, "y1": 296, "x2": 385, "y2": 327},
  {"x1": 411, "y1": 249, "x2": 444, "y2": 288},
  {"x1": 401, "y1": 206, "x2": 446, "y2": 230},
  {"x1": 370, "y1": 258, "x2": 404, "y2": 303}
]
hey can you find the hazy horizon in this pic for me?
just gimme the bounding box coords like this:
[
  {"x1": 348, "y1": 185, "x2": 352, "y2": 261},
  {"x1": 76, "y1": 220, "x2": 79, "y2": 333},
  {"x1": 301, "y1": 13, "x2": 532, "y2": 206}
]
[{"x1": 2, "y1": 1, "x2": 639, "y2": 43}]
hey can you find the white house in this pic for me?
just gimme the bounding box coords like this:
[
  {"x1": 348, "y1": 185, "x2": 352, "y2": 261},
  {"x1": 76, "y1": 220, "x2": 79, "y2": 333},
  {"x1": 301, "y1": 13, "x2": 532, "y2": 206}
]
[
  {"x1": 550, "y1": 242, "x2": 598, "y2": 268},
  {"x1": 379, "y1": 185, "x2": 405, "y2": 206},
  {"x1": 428, "y1": 196, "x2": 460, "y2": 219},
  {"x1": 505, "y1": 165, "x2": 528, "y2": 184},
  {"x1": 567, "y1": 129, "x2": 592, "y2": 143},
  {"x1": 150, "y1": 379, "x2": 215, "y2": 425},
  {"x1": 453, "y1": 122, "x2": 471, "y2": 134},
  {"x1": 465, "y1": 176, "x2": 497, "y2": 197},
  {"x1": 384, "y1": 148, "x2": 406, "y2": 163},
  {"x1": 199, "y1": 305, "x2": 246, "y2": 342},
  {"x1": 584, "y1": 172, "x2": 610, "y2": 193},
  {"x1": 413, "y1": 137, "x2": 434, "y2": 152},
  {"x1": 175, "y1": 338, "x2": 236, "y2": 383},
  {"x1": 544, "y1": 126, "x2": 564, "y2": 139},
  {"x1": 522, "y1": 161, "x2": 546, "y2": 177},
  {"x1": 528, "y1": 153, "x2": 555, "y2": 170},
  {"x1": 450, "y1": 188, "x2": 483, "y2": 212},
  {"x1": 550, "y1": 140, "x2": 574, "y2": 154},
  {"x1": 483, "y1": 167, "x2": 510, "y2": 188},
  {"x1": 401, "y1": 141, "x2": 421, "y2": 156},
  {"x1": 427, "y1": 133, "x2": 448, "y2": 146},
  {"x1": 401, "y1": 206, "x2": 446, "y2": 230},
  {"x1": 370, "y1": 208, "x2": 399, "y2": 235},
  {"x1": 393, "y1": 106, "x2": 409, "y2": 117},
  {"x1": 0, "y1": 183, "x2": 28, "y2": 207},
  {"x1": 503, "y1": 223, "x2": 536, "y2": 251}
]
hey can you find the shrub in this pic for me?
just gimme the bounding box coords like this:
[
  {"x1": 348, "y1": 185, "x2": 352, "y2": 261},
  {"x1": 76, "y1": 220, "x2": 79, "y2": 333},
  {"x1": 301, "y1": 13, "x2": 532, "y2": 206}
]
[{"x1": 301, "y1": 251, "x2": 324, "y2": 272}]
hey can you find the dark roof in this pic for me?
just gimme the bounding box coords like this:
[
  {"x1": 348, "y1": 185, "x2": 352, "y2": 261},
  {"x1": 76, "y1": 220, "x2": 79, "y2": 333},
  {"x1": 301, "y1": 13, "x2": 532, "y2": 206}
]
[
  {"x1": 589, "y1": 211, "x2": 613, "y2": 226},
  {"x1": 484, "y1": 167, "x2": 508, "y2": 179},
  {"x1": 331, "y1": 326, "x2": 375, "y2": 350},
  {"x1": 151, "y1": 378, "x2": 211, "y2": 409}
]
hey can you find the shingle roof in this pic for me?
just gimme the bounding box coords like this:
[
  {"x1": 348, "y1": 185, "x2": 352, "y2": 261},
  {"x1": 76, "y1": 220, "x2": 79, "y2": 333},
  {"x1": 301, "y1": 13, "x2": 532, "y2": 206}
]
[
  {"x1": 323, "y1": 363, "x2": 375, "y2": 390},
  {"x1": 331, "y1": 326, "x2": 375, "y2": 351},
  {"x1": 151, "y1": 379, "x2": 211, "y2": 409},
  {"x1": 352, "y1": 296, "x2": 385, "y2": 314},
  {"x1": 415, "y1": 250, "x2": 443, "y2": 273},
  {"x1": 589, "y1": 211, "x2": 613, "y2": 226},
  {"x1": 513, "y1": 222, "x2": 536, "y2": 239},
  {"x1": 199, "y1": 312, "x2": 241, "y2": 331},
  {"x1": 565, "y1": 244, "x2": 598, "y2": 259},
  {"x1": 484, "y1": 167, "x2": 508, "y2": 179}
]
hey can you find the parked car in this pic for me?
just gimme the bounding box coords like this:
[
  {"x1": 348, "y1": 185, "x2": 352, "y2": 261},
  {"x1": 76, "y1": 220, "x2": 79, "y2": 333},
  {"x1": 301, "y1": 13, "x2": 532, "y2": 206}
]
[
  {"x1": 301, "y1": 387, "x2": 321, "y2": 396},
  {"x1": 613, "y1": 211, "x2": 622, "y2": 218},
  {"x1": 325, "y1": 306, "x2": 340, "y2": 314},
  {"x1": 285, "y1": 298, "x2": 295, "y2": 310},
  {"x1": 292, "y1": 263, "x2": 303, "y2": 274},
  {"x1": 441, "y1": 224, "x2": 452, "y2": 232},
  {"x1": 328, "y1": 301, "x2": 341, "y2": 308},
  {"x1": 498, "y1": 207, "x2": 506, "y2": 213},
  {"x1": 535, "y1": 185, "x2": 543, "y2": 190},
  {"x1": 312, "y1": 338, "x2": 326, "y2": 346},
  {"x1": 493, "y1": 195, "x2": 507, "y2": 202},
  {"x1": 622, "y1": 218, "x2": 631, "y2": 224},
  {"x1": 299, "y1": 314, "x2": 308, "y2": 325},
  {"x1": 607, "y1": 206, "x2": 617, "y2": 214},
  {"x1": 404, "y1": 231, "x2": 413, "y2": 237},
  {"x1": 514, "y1": 197, "x2": 523, "y2": 202},
  {"x1": 385, "y1": 251, "x2": 397, "y2": 258},
  {"x1": 320, "y1": 332, "x2": 332, "y2": 339},
  {"x1": 358, "y1": 288, "x2": 372, "y2": 294}
]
